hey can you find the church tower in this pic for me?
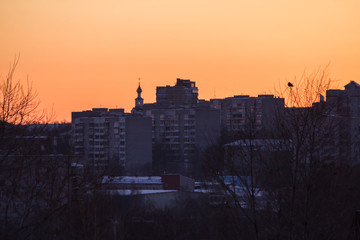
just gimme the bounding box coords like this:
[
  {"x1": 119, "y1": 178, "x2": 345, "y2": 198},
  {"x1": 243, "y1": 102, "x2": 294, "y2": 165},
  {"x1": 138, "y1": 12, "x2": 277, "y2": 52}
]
[{"x1": 135, "y1": 79, "x2": 143, "y2": 108}]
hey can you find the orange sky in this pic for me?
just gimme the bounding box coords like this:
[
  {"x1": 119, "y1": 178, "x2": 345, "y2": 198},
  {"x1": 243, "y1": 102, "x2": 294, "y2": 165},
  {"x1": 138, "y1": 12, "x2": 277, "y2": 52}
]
[{"x1": 1, "y1": 0, "x2": 360, "y2": 122}]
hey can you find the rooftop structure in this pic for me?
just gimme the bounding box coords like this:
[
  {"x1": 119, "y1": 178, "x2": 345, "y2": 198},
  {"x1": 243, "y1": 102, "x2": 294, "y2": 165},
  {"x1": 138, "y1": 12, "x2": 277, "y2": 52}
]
[
  {"x1": 135, "y1": 81, "x2": 144, "y2": 108},
  {"x1": 156, "y1": 78, "x2": 198, "y2": 107},
  {"x1": 102, "y1": 174, "x2": 194, "y2": 192}
]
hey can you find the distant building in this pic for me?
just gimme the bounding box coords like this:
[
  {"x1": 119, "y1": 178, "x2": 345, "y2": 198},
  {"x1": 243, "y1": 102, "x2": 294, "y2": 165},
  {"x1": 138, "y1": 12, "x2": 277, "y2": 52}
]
[
  {"x1": 161, "y1": 174, "x2": 194, "y2": 192},
  {"x1": 156, "y1": 78, "x2": 198, "y2": 107},
  {"x1": 72, "y1": 108, "x2": 152, "y2": 175},
  {"x1": 137, "y1": 79, "x2": 220, "y2": 176},
  {"x1": 102, "y1": 176, "x2": 164, "y2": 190},
  {"x1": 326, "y1": 80, "x2": 360, "y2": 164},
  {"x1": 210, "y1": 94, "x2": 284, "y2": 135},
  {"x1": 224, "y1": 139, "x2": 290, "y2": 176},
  {"x1": 102, "y1": 174, "x2": 194, "y2": 192},
  {"x1": 101, "y1": 174, "x2": 197, "y2": 211}
]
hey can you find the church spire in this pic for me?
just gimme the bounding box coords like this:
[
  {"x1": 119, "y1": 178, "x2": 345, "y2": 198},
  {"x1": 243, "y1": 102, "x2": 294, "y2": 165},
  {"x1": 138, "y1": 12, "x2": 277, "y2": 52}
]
[
  {"x1": 135, "y1": 78, "x2": 143, "y2": 108},
  {"x1": 137, "y1": 78, "x2": 142, "y2": 96}
]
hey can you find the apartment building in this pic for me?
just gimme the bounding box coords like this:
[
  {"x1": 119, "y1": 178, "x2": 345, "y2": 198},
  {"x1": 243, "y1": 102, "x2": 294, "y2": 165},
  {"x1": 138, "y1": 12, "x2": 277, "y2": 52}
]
[
  {"x1": 72, "y1": 108, "x2": 152, "y2": 175},
  {"x1": 210, "y1": 94, "x2": 285, "y2": 135},
  {"x1": 156, "y1": 78, "x2": 198, "y2": 107},
  {"x1": 326, "y1": 81, "x2": 360, "y2": 164},
  {"x1": 136, "y1": 79, "x2": 220, "y2": 175}
]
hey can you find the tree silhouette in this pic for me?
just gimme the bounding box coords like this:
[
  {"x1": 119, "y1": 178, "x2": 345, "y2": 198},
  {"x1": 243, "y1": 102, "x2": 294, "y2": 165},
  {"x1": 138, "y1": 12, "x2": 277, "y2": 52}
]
[{"x1": 204, "y1": 66, "x2": 360, "y2": 239}]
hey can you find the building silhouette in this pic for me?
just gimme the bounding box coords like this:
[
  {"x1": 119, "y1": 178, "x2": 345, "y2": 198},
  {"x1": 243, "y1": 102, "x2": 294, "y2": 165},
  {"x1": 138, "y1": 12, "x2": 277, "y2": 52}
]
[
  {"x1": 72, "y1": 108, "x2": 152, "y2": 175},
  {"x1": 210, "y1": 94, "x2": 285, "y2": 136},
  {"x1": 135, "y1": 83, "x2": 144, "y2": 107},
  {"x1": 72, "y1": 78, "x2": 288, "y2": 176},
  {"x1": 156, "y1": 78, "x2": 198, "y2": 107},
  {"x1": 326, "y1": 80, "x2": 360, "y2": 164},
  {"x1": 136, "y1": 78, "x2": 220, "y2": 176}
]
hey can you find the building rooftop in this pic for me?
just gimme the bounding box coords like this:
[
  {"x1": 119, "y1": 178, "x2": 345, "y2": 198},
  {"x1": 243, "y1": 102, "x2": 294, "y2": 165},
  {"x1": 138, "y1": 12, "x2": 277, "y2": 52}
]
[
  {"x1": 345, "y1": 80, "x2": 360, "y2": 90},
  {"x1": 105, "y1": 189, "x2": 177, "y2": 196},
  {"x1": 102, "y1": 176, "x2": 162, "y2": 184}
]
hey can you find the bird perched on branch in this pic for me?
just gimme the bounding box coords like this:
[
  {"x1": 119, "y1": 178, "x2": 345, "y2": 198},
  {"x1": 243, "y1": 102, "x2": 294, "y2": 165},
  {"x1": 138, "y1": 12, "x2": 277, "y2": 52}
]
[{"x1": 288, "y1": 82, "x2": 294, "y2": 87}]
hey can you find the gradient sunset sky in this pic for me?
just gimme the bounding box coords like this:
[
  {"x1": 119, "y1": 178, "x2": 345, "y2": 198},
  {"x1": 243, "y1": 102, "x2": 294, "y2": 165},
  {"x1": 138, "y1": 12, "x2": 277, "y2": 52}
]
[{"x1": 1, "y1": 0, "x2": 360, "y2": 121}]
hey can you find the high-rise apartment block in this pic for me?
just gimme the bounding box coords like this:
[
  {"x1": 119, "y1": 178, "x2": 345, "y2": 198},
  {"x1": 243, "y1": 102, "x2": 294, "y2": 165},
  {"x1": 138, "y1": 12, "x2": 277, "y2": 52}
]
[
  {"x1": 72, "y1": 108, "x2": 152, "y2": 175},
  {"x1": 143, "y1": 107, "x2": 220, "y2": 160},
  {"x1": 326, "y1": 81, "x2": 360, "y2": 164},
  {"x1": 137, "y1": 79, "x2": 220, "y2": 175},
  {"x1": 156, "y1": 78, "x2": 198, "y2": 107},
  {"x1": 210, "y1": 94, "x2": 285, "y2": 134}
]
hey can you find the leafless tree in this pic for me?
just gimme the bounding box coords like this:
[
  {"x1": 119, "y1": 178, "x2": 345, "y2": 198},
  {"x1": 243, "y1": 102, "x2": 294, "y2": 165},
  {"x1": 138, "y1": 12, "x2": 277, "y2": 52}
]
[
  {"x1": 204, "y1": 100, "x2": 270, "y2": 240},
  {"x1": 262, "y1": 66, "x2": 360, "y2": 240},
  {"x1": 275, "y1": 65, "x2": 334, "y2": 108},
  {"x1": 0, "y1": 56, "x2": 70, "y2": 239},
  {"x1": 0, "y1": 55, "x2": 48, "y2": 165},
  {"x1": 0, "y1": 56, "x2": 42, "y2": 123},
  {"x1": 204, "y1": 66, "x2": 360, "y2": 239}
]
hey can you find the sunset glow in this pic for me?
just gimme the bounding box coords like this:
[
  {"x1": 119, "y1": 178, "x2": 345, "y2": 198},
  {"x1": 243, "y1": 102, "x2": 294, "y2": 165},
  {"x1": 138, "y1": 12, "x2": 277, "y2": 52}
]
[{"x1": 1, "y1": 0, "x2": 360, "y2": 121}]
